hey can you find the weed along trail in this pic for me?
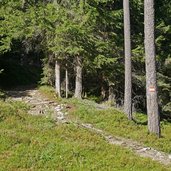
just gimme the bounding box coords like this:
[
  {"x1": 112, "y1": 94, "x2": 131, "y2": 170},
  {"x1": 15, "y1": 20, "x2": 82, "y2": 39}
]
[{"x1": 6, "y1": 88, "x2": 171, "y2": 166}]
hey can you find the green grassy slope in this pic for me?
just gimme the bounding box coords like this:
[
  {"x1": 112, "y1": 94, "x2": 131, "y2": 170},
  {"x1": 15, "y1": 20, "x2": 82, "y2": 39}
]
[
  {"x1": 67, "y1": 98, "x2": 171, "y2": 154},
  {"x1": 0, "y1": 100, "x2": 170, "y2": 171},
  {"x1": 39, "y1": 86, "x2": 171, "y2": 154}
]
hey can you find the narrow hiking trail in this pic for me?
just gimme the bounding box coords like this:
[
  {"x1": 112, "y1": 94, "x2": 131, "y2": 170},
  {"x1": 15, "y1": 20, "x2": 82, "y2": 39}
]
[
  {"x1": 6, "y1": 88, "x2": 171, "y2": 166},
  {"x1": 6, "y1": 88, "x2": 68, "y2": 123}
]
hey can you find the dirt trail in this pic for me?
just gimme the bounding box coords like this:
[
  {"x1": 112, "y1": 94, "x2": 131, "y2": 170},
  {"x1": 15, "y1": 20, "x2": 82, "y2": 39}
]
[
  {"x1": 6, "y1": 89, "x2": 68, "y2": 122},
  {"x1": 6, "y1": 88, "x2": 171, "y2": 166}
]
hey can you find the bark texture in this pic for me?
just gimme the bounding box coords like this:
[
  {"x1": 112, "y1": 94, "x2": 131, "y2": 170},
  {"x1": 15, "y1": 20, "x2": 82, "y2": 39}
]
[
  {"x1": 22, "y1": 0, "x2": 25, "y2": 9},
  {"x1": 144, "y1": 0, "x2": 160, "y2": 136},
  {"x1": 108, "y1": 83, "x2": 116, "y2": 106},
  {"x1": 65, "y1": 67, "x2": 69, "y2": 98},
  {"x1": 123, "y1": 0, "x2": 132, "y2": 120},
  {"x1": 74, "y1": 56, "x2": 82, "y2": 99},
  {"x1": 55, "y1": 60, "x2": 61, "y2": 97},
  {"x1": 53, "y1": 0, "x2": 57, "y2": 5}
]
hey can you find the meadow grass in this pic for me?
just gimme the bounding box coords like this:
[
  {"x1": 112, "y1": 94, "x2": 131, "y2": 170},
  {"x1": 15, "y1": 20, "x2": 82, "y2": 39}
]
[
  {"x1": 39, "y1": 86, "x2": 171, "y2": 154},
  {"x1": 0, "y1": 99, "x2": 171, "y2": 170},
  {"x1": 67, "y1": 98, "x2": 171, "y2": 154}
]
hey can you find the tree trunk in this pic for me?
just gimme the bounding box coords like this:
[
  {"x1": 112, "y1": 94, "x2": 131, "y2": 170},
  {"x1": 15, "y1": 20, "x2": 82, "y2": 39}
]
[
  {"x1": 74, "y1": 56, "x2": 82, "y2": 99},
  {"x1": 65, "y1": 67, "x2": 69, "y2": 98},
  {"x1": 123, "y1": 0, "x2": 132, "y2": 120},
  {"x1": 22, "y1": 0, "x2": 25, "y2": 9},
  {"x1": 101, "y1": 86, "x2": 106, "y2": 100},
  {"x1": 144, "y1": 0, "x2": 160, "y2": 137},
  {"x1": 53, "y1": 0, "x2": 57, "y2": 5},
  {"x1": 108, "y1": 83, "x2": 116, "y2": 106},
  {"x1": 55, "y1": 60, "x2": 61, "y2": 97}
]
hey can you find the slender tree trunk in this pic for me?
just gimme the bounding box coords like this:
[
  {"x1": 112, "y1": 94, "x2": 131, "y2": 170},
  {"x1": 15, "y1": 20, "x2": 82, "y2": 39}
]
[
  {"x1": 55, "y1": 60, "x2": 61, "y2": 97},
  {"x1": 22, "y1": 0, "x2": 25, "y2": 9},
  {"x1": 53, "y1": 0, "x2": 57, "y2": 5},
  {"x1": 123, "y1": 0, "x2": 132, "y2": 120},
  {"x1": 65, "y1": 66, "x2": 69, "y2": 98},
  {"x1": 74, "y1": 56, "x2": 82, "y2": 99},
  {"x1": 144, "y1": 0, "x2": 160, "y2": 137},
  {"x1": 101, "y1": 86, "x2": 106, "y2": 100},
  {"x1": 108, "y1": 83, "x2": 116, "y2": 106}
]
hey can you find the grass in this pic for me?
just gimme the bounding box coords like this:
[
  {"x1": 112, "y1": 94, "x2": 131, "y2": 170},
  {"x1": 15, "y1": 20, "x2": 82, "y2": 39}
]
[
  {"x1": 38, "y1": 85, "x2": 59, "y2": 101},
  {"x1": 68, "y1": 98, "x2": 171, "y2": 154},
  {"x1": 0, "y1": 100, "x2": 171, "y2": 170},
  {"x1": 39, "y1": 86, "x2": 171, "y2": 154}
]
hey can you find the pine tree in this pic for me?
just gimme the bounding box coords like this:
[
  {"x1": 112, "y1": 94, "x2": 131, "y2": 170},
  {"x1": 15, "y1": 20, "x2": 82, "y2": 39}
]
[
  {"x1": 144, "y1": 0, "x2": 160, "y2": 137},
  {"x1": 123, "y1": 0, "x2": 132, "y2": 120}
]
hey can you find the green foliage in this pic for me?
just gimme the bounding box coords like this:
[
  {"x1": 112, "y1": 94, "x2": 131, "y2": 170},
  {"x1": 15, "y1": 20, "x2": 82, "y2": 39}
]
[
  {"x1": 163, "y1": 102, "x2": 171, "y2": 115},
  {"x1": 0, "y1": 1, "x2": 25, "y2": 53}
]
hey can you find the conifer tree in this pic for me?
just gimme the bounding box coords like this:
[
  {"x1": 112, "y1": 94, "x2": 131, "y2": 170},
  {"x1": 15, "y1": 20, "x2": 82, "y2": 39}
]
[
  {"x1": 144, "y1": 0, "x2": 160, "y2": 137},
  {"x1": 123, "y1": 0, "x2": 132, "y2": 120}
]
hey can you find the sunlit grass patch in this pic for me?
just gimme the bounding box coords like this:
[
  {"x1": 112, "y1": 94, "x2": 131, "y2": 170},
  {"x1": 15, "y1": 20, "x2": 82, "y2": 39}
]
[
  {"x1": 38, "y1": 85, "x2": 57, "y2": 100},
  {"x1": 0, "y1": 100, "x2": 170, "y2": 170},
  {"x1": 38, "y1": 86, "x2": 171, "y2": 154},
  {"x1": 67, "y1": 98, "x2": 171, "y2": 154}
]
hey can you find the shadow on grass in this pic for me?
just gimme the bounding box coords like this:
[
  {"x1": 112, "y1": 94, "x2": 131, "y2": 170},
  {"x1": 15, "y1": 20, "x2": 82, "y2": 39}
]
[
  {"x1": 132, "y1": 118, "x2": 148, "y2": 126},
  {"x1": 161, "y1": 114, "x2": 171, "y2": 123},
  {"x1": 133, "y1": 115, "x2": 171, "y2": 125},
  {"x1": 5, "y1": 85, "x2": 37, "y2": 99}
]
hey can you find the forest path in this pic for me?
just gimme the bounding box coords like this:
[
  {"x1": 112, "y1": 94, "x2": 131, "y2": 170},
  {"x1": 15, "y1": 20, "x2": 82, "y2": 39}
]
[{"x1": 6, "y1": 88, "x2": 171, "y2": 166}]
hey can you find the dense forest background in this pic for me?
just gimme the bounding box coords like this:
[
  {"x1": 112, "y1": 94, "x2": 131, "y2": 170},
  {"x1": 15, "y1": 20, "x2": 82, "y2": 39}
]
[{"x1": 0, "y1": 0, "x2": 170, "y2": 116}]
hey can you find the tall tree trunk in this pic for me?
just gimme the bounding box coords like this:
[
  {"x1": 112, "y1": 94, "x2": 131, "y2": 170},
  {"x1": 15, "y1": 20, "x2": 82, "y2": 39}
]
[
  {"x1": 74, "y1": 56, "x2": 82, "y2": 99},
  {"x1": 55, "y1": 60, "x2": 61, "y2": 97},
  {"x1": 65, "y1": 66, "x2": 69, "y2": 98},
  {"x1": 101, "y1": 86, "x2": 106, "y2": 100},
  {"x1": 144, "y1": 0, "x2": 160, "y2": 137},
  {"x1": 22, "y1": 0, "x2": 25, "y2": 9},
  {"x1": 108, "y1": 83, "x2": 116, "y2": 106},
  {"x1": 53, "y1": 0, "x2": 57, "y2": 5},
  {"x1": 123, "y1": 0, "x2": 132, "y2": 120}
]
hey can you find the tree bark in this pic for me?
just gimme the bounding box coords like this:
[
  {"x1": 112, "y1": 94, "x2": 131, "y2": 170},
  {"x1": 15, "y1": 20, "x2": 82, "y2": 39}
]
[
  {"x1": 65, "y1": 66, "x2": 69, "y2": 98},
  {"x1": 123, "y1": 0, "x2": 132, "y2": 120},
  {"x1": 144, "y1": 0, "x2": 160, "y2": 136},
  {"x1": 53, "y1": 0, "x2": 57, "y2": 5},
  {"x1": 55, "y1": 60, "x2": 61, "y2": 97},
  {"x1": 74, "y1": 56, "x2": 82, "y2": 99},
  {"x1": 22, "y1": 0, "x2": 25, "y2": 9},
  {"x1": 108, "y1": 83, "x2": 116, "y2": 106}
]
